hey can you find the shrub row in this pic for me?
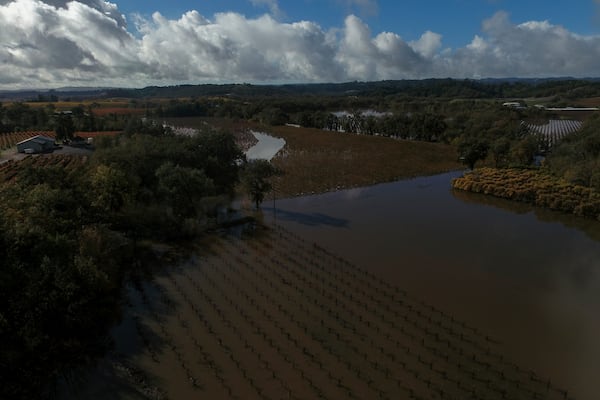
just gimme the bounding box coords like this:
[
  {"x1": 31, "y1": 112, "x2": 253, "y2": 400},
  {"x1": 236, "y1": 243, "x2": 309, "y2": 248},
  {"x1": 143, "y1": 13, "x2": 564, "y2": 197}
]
[{"x1": 452, "y1": 167, "x2": 600, "y2": 220}]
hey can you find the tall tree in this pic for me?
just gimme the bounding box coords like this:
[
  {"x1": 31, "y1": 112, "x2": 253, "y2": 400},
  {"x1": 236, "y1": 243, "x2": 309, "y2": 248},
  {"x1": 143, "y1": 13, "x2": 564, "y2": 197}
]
[
  {"x1": 458, "y1": 136, "x2": 489, "y2": 170},
  {"x1": 54, "y1": 113, "x2": 75, "y2": 142},
  {"x1": 242, "y1": 159, "x2": 280, "y2": 209}
]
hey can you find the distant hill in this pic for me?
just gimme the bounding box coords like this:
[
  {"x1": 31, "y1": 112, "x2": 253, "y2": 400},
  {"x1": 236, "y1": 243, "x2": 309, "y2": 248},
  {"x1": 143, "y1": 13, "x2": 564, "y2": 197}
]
[
  {"x1": 3, "y1": 78, "x2": 600, "y2": 101},
  {"x1": 0, "y1": 88, "x2": 110, "y2": 102}
]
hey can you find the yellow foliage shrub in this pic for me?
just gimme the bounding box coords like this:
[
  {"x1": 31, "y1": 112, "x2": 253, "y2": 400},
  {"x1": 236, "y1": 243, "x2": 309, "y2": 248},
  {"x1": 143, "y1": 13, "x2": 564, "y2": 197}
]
[{"x1": 452, "y1": 168, "x2": 600, "y2": 220}]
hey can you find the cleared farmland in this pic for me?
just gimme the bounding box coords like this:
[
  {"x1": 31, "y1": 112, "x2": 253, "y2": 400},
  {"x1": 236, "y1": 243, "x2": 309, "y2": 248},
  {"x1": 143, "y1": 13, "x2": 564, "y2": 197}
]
[
  {"x1": 0, "y1": 154, "x2": 88, "y2": 182},
  {"x1": 268, "y1": 125, "x2": 461, "y2": 197},
  {"x1": 105, "y1": 225, "x2": 574, "y2": 400}
]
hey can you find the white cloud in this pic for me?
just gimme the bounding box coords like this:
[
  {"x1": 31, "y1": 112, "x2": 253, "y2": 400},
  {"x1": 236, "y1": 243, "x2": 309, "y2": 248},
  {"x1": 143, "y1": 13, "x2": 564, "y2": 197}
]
[
  {"x1": 0, "y1": 0, "x2": 127, "y2": 26},
  {"x1": 409, "y1": 31, "x2": 443, "y2": 59},
  {"x1": 444, "y1": 11, "x2": 600, "y2": 78},
  {"x1": 335, "y1": 15, "x2": 425, "y2": 80},
  {"x1": 467, "y1": 35, "x2": 487, "y2": 52},
  {"x1": 0, "y1": 0, "x2": 140, "y2": 87},
  {"x1": 1, "y1": 2, "x2": 600, "y2": 89},
  {"x1": 136, "y1": 11, "x2": 342, "y2": 82}
]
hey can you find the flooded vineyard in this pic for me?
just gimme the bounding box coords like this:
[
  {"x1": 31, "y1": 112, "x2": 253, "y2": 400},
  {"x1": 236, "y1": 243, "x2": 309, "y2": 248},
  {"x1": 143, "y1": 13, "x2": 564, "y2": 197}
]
[
  {"x1": 264, "y1": 172, "x2": 600, "y2": 400},
  {"x1": 84, "y1": 224, "x2": 575, "y2": 400}
]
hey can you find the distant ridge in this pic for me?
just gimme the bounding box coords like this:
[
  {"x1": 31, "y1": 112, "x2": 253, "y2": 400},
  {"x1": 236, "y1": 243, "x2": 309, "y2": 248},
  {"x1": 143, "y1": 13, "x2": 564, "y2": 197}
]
[
  {"x1": 2, "y1": 77, "x2": 600, "y2": 101},
  {"x1": 0, "y1": 88, "x2": 111, "y2": 101}
]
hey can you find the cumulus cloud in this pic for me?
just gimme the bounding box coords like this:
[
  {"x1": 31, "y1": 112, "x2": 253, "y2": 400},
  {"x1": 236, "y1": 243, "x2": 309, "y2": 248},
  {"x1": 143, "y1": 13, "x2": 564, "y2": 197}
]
[
  {"x1": 335, "y1": 15, "x2": 426, "y2": 80},
  {"x1": 444, "y1": 11, "x2": 600, "y2": 78},
  {"x1": 0, "y1": 0, "x2": 126, "y2": 26},
  {"x1": 135, "y1": 11, "x2": 342, "y2": 82},
  {"x1": 409, "y1": 31, "x2": 442, "y2": 59},
  {"x1": 0, "y1": 0, "x2": 140, "y2": 87},
  {"x1": 1, "y1": 1, "x2": 600, "y2": 89}
]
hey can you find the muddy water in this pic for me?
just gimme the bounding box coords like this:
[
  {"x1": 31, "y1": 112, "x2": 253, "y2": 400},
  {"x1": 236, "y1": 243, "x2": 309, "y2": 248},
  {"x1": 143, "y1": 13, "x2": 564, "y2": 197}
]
[{"x1": 263, "y1": 171, "x2": 600, "y2": 400}]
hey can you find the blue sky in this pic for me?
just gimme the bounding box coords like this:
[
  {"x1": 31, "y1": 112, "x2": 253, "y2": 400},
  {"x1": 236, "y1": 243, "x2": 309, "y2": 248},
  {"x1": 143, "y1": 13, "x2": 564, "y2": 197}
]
[{"x1": 1, "y1": 0, "x2": 600, "y2": 88}]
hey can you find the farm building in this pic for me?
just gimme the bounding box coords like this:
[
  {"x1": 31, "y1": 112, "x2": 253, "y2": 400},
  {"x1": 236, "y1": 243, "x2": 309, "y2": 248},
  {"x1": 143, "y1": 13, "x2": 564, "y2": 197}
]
[
  {"x1": 502, "y1": 102, "x2": 526, "y2": 109},
  {"x1": 16, "y1": 135, "x2": 56, "y2": 154}
]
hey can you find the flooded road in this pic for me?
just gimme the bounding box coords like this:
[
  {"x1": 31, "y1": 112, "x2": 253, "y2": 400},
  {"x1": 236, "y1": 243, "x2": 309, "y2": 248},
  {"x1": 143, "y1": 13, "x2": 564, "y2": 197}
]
[{"x1": 263, "y1": 171, "x2": 600, "y2": 400}]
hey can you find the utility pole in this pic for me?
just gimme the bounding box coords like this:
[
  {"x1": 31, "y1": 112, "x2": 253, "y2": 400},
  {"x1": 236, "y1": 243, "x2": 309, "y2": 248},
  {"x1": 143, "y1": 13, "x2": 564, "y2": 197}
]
[{"x1": 272, "y1": 185, "x2": 276, "y2": 225}]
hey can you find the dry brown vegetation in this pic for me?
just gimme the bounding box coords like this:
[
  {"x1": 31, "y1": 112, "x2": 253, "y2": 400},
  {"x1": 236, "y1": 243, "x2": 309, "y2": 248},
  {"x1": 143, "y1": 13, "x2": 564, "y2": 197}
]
[
  {"x1": 102, "y1": 225, "x2": 572, "y2": 400},
  {"x1": 452, "y1": 167, "x2": 600, "y2": 219},
  {"x1": 90, "y1": 107, "x2": 145, "y2": 116},
  {"x1": 266, "y1": 126, "x2": 461, "y2": 197},
  {"x1": 75, "y1": 131, "x2": 122, "y2": 139},
  {"x1": 572, "y1": 97, "x2": 600, "y2": 107}
]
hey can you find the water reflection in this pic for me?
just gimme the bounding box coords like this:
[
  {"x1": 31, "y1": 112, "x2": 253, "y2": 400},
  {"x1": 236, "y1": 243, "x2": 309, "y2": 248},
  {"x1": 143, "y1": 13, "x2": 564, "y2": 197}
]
[
  {"x1": 245, "y1": 131, "x2": 285, "y2": 161},
  {"x1": 451, "y1": 188, "x2": 600, "y2": 291},
  {"x1": 452, "y1": 189, "x2": 600, "y2": 243},
  {"x1": 263, "y1": 172, "x2": 600, "y2": 400}
]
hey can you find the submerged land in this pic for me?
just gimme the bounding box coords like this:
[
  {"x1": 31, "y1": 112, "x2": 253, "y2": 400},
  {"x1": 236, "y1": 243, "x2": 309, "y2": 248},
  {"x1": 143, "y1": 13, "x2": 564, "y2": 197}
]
[{"x1": 2, "y1": 79, "x2": 600, "y2": 399}]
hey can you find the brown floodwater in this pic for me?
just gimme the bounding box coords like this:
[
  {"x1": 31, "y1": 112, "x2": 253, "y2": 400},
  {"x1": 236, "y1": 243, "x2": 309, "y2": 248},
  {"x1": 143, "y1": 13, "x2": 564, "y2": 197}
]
[{"x1": 262, "y1": 171, "x2": 600, "y2": 400}]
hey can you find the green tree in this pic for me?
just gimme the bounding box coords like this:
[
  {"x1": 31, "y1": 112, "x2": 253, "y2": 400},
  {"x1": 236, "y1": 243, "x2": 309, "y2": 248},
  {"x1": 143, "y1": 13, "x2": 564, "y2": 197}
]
[
  {"x1": 191, "y1": 131, "x2": 244, "y2": 196},
  {"x1": 54, "y1": 113, "x2": 75, "y2": 142},
  {"x1": 155, "y1": 162, "x2": 215, "y2": 218},
  {"x1": 242, "y1": 159, "x2": 280, "y2": 209},
  {"x1": 509, "y1": 136, "x2": 538, "y2": 167},
  {"x1": 0, "y1": 167, "x2": 124, "y2": 399},
  {"x1": 89, "y1": 164, "x2": 135, "y2": 213},
  {"x1": 546, "y1": 114, "x2": 600, "y2": 187},
  {"x1": 458, "y1": 136, "x2": 489, "y2": 170},
  {"x1": 491, "y1": 137, "x2": 511, "y2": 168}
]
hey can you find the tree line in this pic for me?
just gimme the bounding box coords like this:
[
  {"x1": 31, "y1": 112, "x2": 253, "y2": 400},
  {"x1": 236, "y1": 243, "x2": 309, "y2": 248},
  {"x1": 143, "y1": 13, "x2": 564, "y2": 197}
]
[
  {"x1": 103, "y1": 78, "x2": 600, "y2": 100},
  {"x1": 0, "y1": 121, "x2": 278, "y2": 399},
  {"x1": 545, "y1": 114, "x2": 600, "y2": 191},
  {"x1": 0, "y1": 102, "x2": 129, "y2": 133},
  {"x1": 153, "y1": 95, "x2": 554, "y2": 169}
]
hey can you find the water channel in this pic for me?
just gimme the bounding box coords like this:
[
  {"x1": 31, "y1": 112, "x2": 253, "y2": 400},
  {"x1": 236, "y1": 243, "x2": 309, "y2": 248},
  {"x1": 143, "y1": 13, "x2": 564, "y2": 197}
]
[
  {"x1": 245, "y1": 131, "x2": 286, "y2": 161},
  {"x1": 262, "y1": 171, "x2": 600, "y2": 400}
]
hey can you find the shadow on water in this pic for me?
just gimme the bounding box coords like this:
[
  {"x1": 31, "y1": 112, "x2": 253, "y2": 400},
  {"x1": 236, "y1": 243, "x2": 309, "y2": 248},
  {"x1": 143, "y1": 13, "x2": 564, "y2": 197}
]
[
  {"x1": 266, "y1": 207, "x2": 349, "y2": 228},
  {"x1": 59, "y1": 249, "x2": 198, "y2": 400}
]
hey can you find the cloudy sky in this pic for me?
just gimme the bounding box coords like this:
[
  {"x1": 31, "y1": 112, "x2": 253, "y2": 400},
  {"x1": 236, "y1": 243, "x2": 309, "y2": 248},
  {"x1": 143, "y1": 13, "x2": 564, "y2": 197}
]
[{"x1": 1, "y1": 0, "x2": 600, "y2": 89}]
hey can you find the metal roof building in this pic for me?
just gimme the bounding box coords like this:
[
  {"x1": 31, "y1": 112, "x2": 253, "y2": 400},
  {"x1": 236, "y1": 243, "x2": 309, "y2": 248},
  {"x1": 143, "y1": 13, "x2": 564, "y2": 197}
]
[{"x1": 16, "y1": 135, "x2": 56, "y2": 154}]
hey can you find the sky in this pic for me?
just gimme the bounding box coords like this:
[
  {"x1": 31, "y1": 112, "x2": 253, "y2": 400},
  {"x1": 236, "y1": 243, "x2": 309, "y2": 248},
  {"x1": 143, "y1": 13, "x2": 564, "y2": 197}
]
[{"x1": 1, "y1": 0, "x2": 600, "y2": 89}]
